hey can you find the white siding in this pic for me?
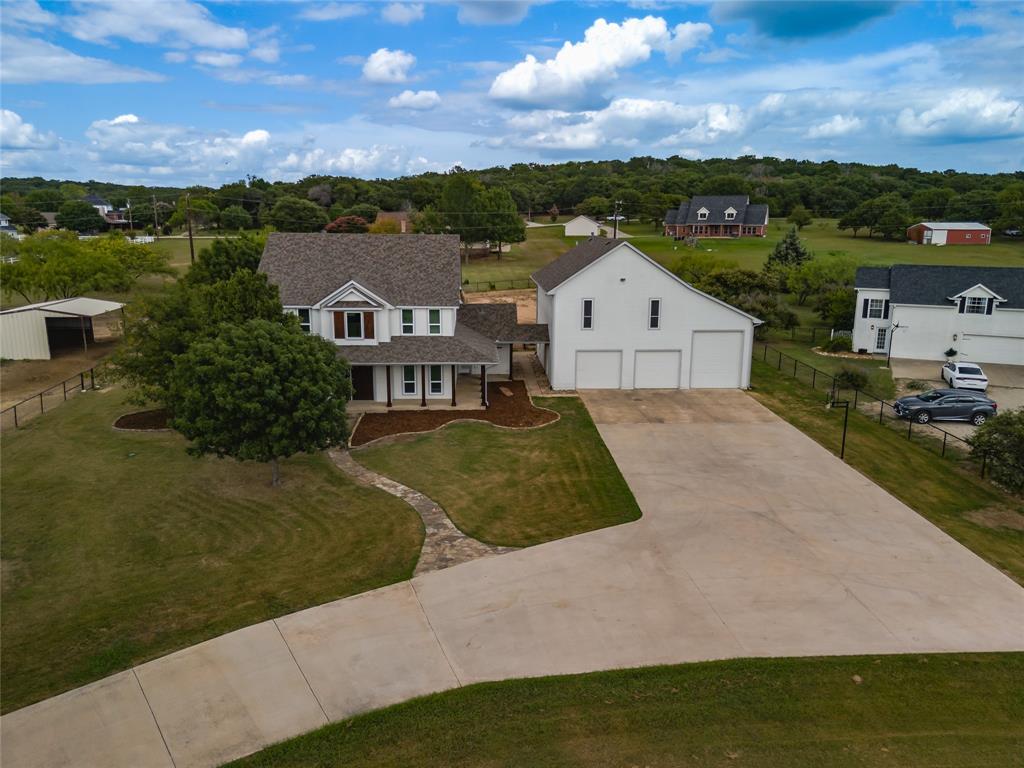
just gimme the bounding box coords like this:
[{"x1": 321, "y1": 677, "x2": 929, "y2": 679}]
[
  {"x1": 888, "y1": 302, "x2": 1024, "y2": 364},
  {"x1": 0, "y1": 311, "x2": 51, "y2": 360},
  {"x1": 852, "y1": 288, "x2": 891, "y2": 353},
  {"x1": 564, "y1": 216, "x2": 601, "y2": 237},
  {"x1": 545, "y1": 244, "x2": 755, "y2": 390}
]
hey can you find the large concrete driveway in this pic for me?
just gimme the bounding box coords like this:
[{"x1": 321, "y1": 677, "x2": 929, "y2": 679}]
[{"x1": 4, "y1": 391, "x2": 1023, "y2": 768}]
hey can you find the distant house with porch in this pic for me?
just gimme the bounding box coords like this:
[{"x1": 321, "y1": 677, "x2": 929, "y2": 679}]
[
  {"x1": 258, "y1": 233, "x2": 547, "y2": 408},
  {"x1": 664, "y1": 195, "x2": 768, "y2": 239}
]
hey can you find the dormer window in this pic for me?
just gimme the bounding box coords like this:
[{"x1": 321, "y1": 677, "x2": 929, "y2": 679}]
[
  {"x1": 965, "y1": 297, "x2": 987, "y2": 314},
  {"x1": 725, "y1": 207, "x2": 737, "y2": 221},
  {"x1": 697, "y1": 207, "x2": 709, "y2": 221}
]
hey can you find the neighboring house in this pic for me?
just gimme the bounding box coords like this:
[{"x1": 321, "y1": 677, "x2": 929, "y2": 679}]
[
  {"x1": 564, "y1": 215, "x2": 601, "y2": 237},
  {"x1": 906, "y1": 222, "x2": 991, "y2": 246},
  {"x1": 0, "y1": 211, "x2": 15, "y2": 235},
  {"x1": 258, "y1": 233, "x2": 547, "y2": 407},
  {"x1": 374, "y1": 211, "x2": 410, "y2": 233},
  {"x1": 40, "y1": 212, "x2": 57, "y2": 229},
  {"x1": 532, "y1": 238, "x2": 761, "y2": 390},
  {"x1": 853, "y1": 265, "x2": 1023, "y2": 364},
  {"x1": 664, "y1": 195, "x2": 768, "y2": 239},
  {"x1": 84, "y1": 194, "x2": 128, "y2": 228}
]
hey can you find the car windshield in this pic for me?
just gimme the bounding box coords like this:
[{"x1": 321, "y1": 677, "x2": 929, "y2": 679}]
[
  {"x1": 917, "y1": 391, "x2": 945, "y2": 402},
  {"x1": 959, "y1": 366, "x2": 983, "y2": 375}
]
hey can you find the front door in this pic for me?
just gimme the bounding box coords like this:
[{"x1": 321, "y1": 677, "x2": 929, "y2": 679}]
[
  {"x1": 875, "y1": 327, "x2": 888, "y2": 352},
  {"x1": 351, "y1": 366, "x2": 375, "y2": 400}
]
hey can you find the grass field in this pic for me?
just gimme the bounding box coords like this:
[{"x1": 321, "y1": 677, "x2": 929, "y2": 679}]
[
  {"x1": 355, "y1": 397, "x2": 641, "y2": 547},
  {"x1": 228, "y1": 653, "x2": 1024, "y2": 768},
  {"x1": 749, "y1": 359, "x2": 1024, "y2": 586},
  {"x1": 0, "y1": 387, "x2": 422, "y2": 714}
]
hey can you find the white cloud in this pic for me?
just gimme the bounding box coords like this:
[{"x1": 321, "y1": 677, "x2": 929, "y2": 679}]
[
  {"x1": 388, "y1": 89, "x2": 442, "y2": 109},
  {"x1": 457, "y1": 1, "x2": 535, "y2": 25},
  {"x1": 696, "y1": 47, "x2": 746, "y2": 64},
  {"x1": 298, "y1": 2, "x2": 368, "y2": 21},
  {"x1": 163, "y1": 51, "x2": 189, "y2": 63},
  {"x1": 895, "y1": 89, "x2": 1024, "y2": 140},
  {"x1": 382, "y1": 3, "x2": 425, "y2": 25},
  {"x1": 194, "y1": 51, "x2": 244, "y2": 68},
  {"x1": 275, "y1": 145, "x2": 408, "y2": 176},
  {"x1": 806, "y1": 114, "x2": 864, "y2": 139},
  {"x1": 362, "y1": 48, "x2": 416, "y2": 83},
  {"x1": 2, "y1": 0, "x2": 57, "y2": 28},
  {"x1": 0, "y1": 35, "x2": 165, "y2": 84},
  {"x1": 110, "y1": 114, "x2": 140, "y2": 125},
  {"x1": 250, "y1": 40, "x2": 280, "y2": 63},
  {"x1": 489, "y1": 16, "x2": 712, "y2": 108},
  {"x1": 264, "y1": 74, "x2": 312, "y2": 87},
  {"x1": 0, "y1": 109, "x2": 58, "y2": 150},
  {"x1": 66, "y1": 0, "x2": 248, "y2": 49}
]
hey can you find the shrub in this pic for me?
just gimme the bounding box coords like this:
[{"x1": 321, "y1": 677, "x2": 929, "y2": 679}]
[
  {"x1": 967, "y1": 408, "x2": 1024, "y2": 494},
  {"x1": 822, "y1": 335, "x2": 852, "y2": 353},
  {"x1": 835, "y1": 365, "x2": 868, "y2": 390},
  {"x1": 905, "y1": 379, "x2": 932, "y2": 391}
]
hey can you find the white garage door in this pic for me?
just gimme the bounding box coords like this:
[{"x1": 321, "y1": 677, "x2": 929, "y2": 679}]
[
  {"x1": 575, "y1": 350, "x2": 622, "y2": 389},
  {"x1": 634, "y1": 350, "x2": 682, "y2": 389},
  {"x1": 961, "y1": 333, "x2": 1024, "y2": 366},
  {"x1": 690, "y1": 331, "x2": 744, "y2": 388}
]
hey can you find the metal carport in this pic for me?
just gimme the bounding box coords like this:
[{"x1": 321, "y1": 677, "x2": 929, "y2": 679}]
[{"x1": 0, "y1": 297, "x2": 124, "y2": 360}]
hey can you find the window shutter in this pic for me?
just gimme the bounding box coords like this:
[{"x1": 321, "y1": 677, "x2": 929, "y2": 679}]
[
  {"x1": 333, "y1": 312, "x2": 345, "y2": 339},
  {"x1": 883, "y1": 300, "x2": 889, "y2": 319},
  {"x1": 958, "y1": 297, "x2": 966, "y2": 313},
  {"x1": 986, "y1": 298, "x2": 994, "y2": 315},
  {"x1": 862, "y1": 298, "x2": 869, "y2": 318},
  {"x1": 364, "y1": 311, "x2": 375, "y2": 339}
]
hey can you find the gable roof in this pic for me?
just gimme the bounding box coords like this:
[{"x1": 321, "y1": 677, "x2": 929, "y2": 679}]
[
  {"x1": 259, "y1": 232, "x2": 462, "y2": 307},
  {"x1": 914, "y1": 222, "x2": 991, "y2": 231},
  {"x1": 83, "y1": 193, "x2": 111, "y2": 207},
  {"x1": 458, "y1": 302, "x2": 549, "y2": 343},
  {"x1": 666, "y1": 195, "x2": 769, "y2": 227},
  {"x1": 531, "y1": 237, "x2": 620, "y2": 291},
  {"x1": 856, "y1": 265, "x2": 1024, "y2": 309},
  {"x1": 565, "y1": 215, "x2": 600, "y2": 226}
]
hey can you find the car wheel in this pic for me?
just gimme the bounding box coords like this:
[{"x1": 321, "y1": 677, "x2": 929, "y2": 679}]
[
  {"x1": 971, "y1": 413, "x2": 987, "y2": 426},
  {"x1": 915, "y1": 411, "x2": 931, "y2": 424}
]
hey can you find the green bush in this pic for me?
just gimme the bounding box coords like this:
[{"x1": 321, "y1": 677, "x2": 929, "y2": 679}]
[
  {"x1": 967, "y1": 408, "x2": 1024, "y2": 494},
  {"x1": 835, "y1": 365, "x2": 869, "y2": 390},
  {"x1": 822, "y1": 335, "x2": 852, "y2": 353}
]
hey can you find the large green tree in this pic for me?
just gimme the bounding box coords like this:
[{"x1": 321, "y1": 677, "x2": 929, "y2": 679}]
[
  {"x1": 185, "y1": 233, "x2": 266, "y2": 286},
  {"x1": 268, "y1": 196, "x2": 328, "y2": 232},
  {"x1": 966, "y1": 408, "x2": 1024, "y2": 494},
  {"x1": 55, "y1": 200, "x2": 106, "y2": 233},
  {"x1": 219, "y1": 205, "x2": 253, "y2": 231},
  {"x1": 168, "y1": 319, "x2": 351, "y2": 485},
  {"x1": 481, "y1": 187, "x2": 525, "y2": 260}
]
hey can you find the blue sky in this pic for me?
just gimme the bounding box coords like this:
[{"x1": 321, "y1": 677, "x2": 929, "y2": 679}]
[{"x1": 1, "y1": 0, "x2": 1022, "y2": 185}]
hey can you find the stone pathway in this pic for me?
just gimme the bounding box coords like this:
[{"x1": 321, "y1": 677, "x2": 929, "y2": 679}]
[
  {"x1": 329, "y1": 449, "x2": 516, "y2": 575},
  {"x1": 513, "y1": 350, "x2": 576, "y2": 397}
]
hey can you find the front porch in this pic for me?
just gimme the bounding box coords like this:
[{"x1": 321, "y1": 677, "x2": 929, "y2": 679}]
[{"x1": 348, "y1": 368, "x2": 490, "y2": 413}]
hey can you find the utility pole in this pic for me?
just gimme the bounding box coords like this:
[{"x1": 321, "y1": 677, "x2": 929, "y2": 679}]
[
  {"x1": 126, "y1": 198, "x2": 133, "y2": 232},
  {"x1": 152, "y1": 194, "x2": 159, "y2": 236},
  {"x1": 185, "y1": 192, "x2": 195, "y2": 265},
  {"x1": 612, "y1": 199, "x2": 623, "y2": 239}
]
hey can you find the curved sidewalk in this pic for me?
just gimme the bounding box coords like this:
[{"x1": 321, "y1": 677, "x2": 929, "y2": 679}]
[{"x1": 4, "y1": 390, "x2": 1023, "y2": 768}]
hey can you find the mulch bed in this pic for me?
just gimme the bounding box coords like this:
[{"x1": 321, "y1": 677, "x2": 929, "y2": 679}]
[
  {"x1": 350, "y1": 380, "x2": 557, "y2": 447},
  {"x1": 113, "y1": 408, "x2": 170, "y2": 430}
]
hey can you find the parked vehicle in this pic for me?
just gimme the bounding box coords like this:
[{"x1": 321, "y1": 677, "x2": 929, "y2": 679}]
[
  {"x1": 893, "y1": 389, "x2": 997, "y2": 425},
  {"x1": 1003, "y1": 228, "x2": 1022, "y2": 237},
  {"x1": 941, "y1": 361, "x2": 989, "y2": 391}
]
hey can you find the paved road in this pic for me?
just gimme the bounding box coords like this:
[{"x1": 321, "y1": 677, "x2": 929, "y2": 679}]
[{"x1": 4, "y1": 390, "x2": 1023, "y2": 768}]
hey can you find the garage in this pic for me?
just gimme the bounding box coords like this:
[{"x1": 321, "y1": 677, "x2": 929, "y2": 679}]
[
  {"x1": 690, "y1": 331, "x2": 744, "y2": 388},
  {"x1": 961, "y1": 333, "x2": 1024, "y2": 365},
  {"x1": 575, "y1": 350, "x2": 622, "y2": 389},
  {"x1": 634, "y1": 350, "x2": 682, "y2": 389}
]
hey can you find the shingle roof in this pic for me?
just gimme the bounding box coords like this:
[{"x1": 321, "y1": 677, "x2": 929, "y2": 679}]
[
  {"x1": 336, "y1": 321, "x2": 497, "y2": 364},
  {"x1": 531, "y1": 237, "x2": 621, "y2": 292},
  {"x1": 458, "y1": 303, "x2": 549, "y2": 343},
  {"x1": 259, "y1": 233, "x2": 462, "y2": 307},
  {"x1": 857, "y1": 265, "x2": 1024, "y2": 309},
  {"x1": 915, "y1": 222, "x2": 991, "y2": 231},
  {"x1": 667, "y1": 196, "x2": 769, "y2": 227}
]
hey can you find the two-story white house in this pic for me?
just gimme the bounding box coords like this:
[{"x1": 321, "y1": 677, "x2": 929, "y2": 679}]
[
  {"x1": 258, "y1": 233, "x2": 547, "y2": 407},
  {"x1": 532, "y1": 239, "x2": 761, "y2": 390},
  {"x1": 853, "y1": 265, "x2": 1024, "y2": 365}
]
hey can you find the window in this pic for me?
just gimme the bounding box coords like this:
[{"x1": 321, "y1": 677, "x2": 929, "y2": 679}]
[
  {"x1": 697, "y1": 208, "x2": 709, "y2": 221},
  {"x1": 428, "y1": 309, "x2": 442, "y2": 334},
  {"x1": 429, "y1": 365, "x2": 443, "y2": 395},
  {"x1": 582, "y1": 298, "x2": 594, "y2": 330},
  {"x1": 725, "y1": 208, "x2": 736, "y2": 220},
  {"x1": 965, "y1": 296, "x2": 987, "y2": 314},
  {"x1": 875, "y1": 327, "x2": 887, "y2": 351},
  {"x1": 345, "y1": 312, "x2": 364, "y2": 339},
  {"x1": 867, "y1": 299, "x2": 884, "y2": 319},
  {"x1": 402, "y1": 365, "x2": 417, "y2": 395},
  {"x1": 648, "y1": 298, "x2": 661, "y2": 329},
  {"x1": 401, "y1": 309, "x2": 414, "y2": 334},
  {"x1": 965, "y1": 233, "x2": 972, "y2": 239},
  {"x1": 295, "y1": 308, "x2": 311, "y2": 334}
]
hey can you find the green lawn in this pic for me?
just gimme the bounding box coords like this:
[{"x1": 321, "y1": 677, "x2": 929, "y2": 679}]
[
  {"x1": 355, "y1": 397, "x2": 641, "y2": 547},
  {"x1": 228, "y1": 653, "x2": 1024, "y2": 768},
  {"x1": 758, "y1": 337, "x2": 897, "y2": 398},
  {"x1": 462, "y1": 225, "x2": 578, "y2": 285},
  {"x1": 0, "y1": 387, "x2": 422, "y2": 714},
  {"x1": 749, "y1": 359, "x2": 1024, "y2": 585}
]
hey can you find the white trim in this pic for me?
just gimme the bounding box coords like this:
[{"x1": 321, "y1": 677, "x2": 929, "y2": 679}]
[
  {"x1": 401, "y1": 364, "x2": 418, "y2": 395},
  {"x1": 401, "y1": 308, "x2": 415, "y2": 334},
  {"x1": 948, "y1": 283, "x2": 1006, "y2": 303},
  {"x1": 342, "y1": 310, "x2": 365, "y2": 340},
  {"x1": 581, "y1": 297, "x2": 595, "y2": 330},
  {"x1": 315, "y1": 280, "x2": 392, "y2": 310},
  {"x1": 428, "y1": 308, "x2": 442, "y2": 335}
]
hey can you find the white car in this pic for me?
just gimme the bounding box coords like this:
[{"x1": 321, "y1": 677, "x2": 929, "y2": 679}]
[{"x1": 941, "y1": 361, "x2": 989, "y2": 391}]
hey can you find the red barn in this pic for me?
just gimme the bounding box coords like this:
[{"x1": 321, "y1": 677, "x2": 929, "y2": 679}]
[{"x1": 907, "y1": 222, "x2": 991, "y2": 246}]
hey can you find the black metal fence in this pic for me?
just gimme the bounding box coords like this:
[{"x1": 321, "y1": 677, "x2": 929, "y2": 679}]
[
  {"x1": 752, "y1": 341, "x2": 991, "y2": 475},
  {"x1": 462, "y1": 278, "x2": 534, "y2": 293},
  {"x1": 763, "y1": 326, "x2": 835, "y2": 344},
  {"x1": 1, "y1": 365, "x2": 107, "y2": 432}
]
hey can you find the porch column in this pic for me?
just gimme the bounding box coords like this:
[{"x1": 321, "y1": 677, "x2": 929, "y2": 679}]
[
  {"x1": 79, "y1": 316, "x2": 88, "y2": 352},
  {"x1": 508, "y1": 344, "x2": 514, "y2": 380},
  {"x1": 480, "y1": 365, "x2": 488, "y2": 407},
  {"x1": 420, "y1": 365, "x2": 427, "y2": 408},
  {"x1": 385, "y1": 365, "x2": 392, "y2": 407},
  {"x1": 451, "y1": 365, "x2": 457, "y2": 407}
]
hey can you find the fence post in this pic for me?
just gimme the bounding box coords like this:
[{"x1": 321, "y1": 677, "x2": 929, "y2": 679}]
[
  {"x1": 80, "y1": 372, "x2": 85, "y2": 391},
  {"x1": 90, "y1": 368, "x2": 95, "y2": 389},
  {"x1": 812, "y1": 369, "x2": 816, "y2": 389},
  {"x1": 907, "y1": 419, "x2": 912, "y2": 440},
  {"x1": 39, "y1": 392, "x2": 44, "y2": 414},
  {"x1": 942, "y1": 432, "x2": 947, "y2": 458},
  {"x1": 763, "y1": 344, "x2": 768, "y2": 361},
  {"x1": 981, "y1": 452, "x2": 987, "y2": 478},
  {"x1": 853, "y1": 389, "x2": 859, "y2": 409},
  {"x1": 13, "y1": 404, "x2": 18, "y2": 428},
  {"x1": 794, "y1": 358, "x2": 798, "y2": 376},
  {"x1": 63, "y1": 380, "x2": 67, "y2": 401},
  {"x1": 777, "y1": 351, "x2": 783, "y2": 370},
  {"x1": 879, "y1": 401, "x2": 884, "y2": 424}
]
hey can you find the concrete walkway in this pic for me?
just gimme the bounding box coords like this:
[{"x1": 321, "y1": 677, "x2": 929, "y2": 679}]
[
  {"x1": 330, "y1": 449, "x2": 516, "y2": 575},
  {"x1": 4, "y1": 390, "x2": 1023, "y2": 768}
]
